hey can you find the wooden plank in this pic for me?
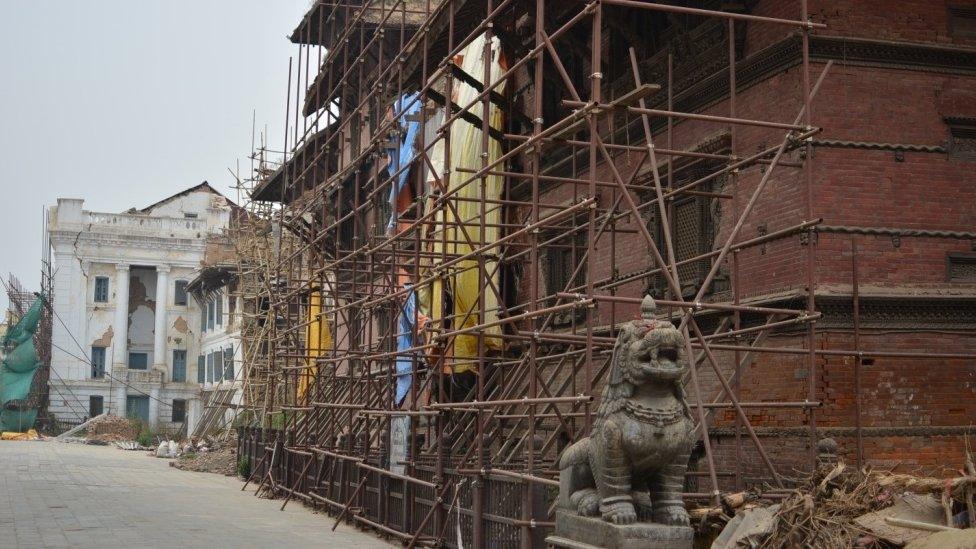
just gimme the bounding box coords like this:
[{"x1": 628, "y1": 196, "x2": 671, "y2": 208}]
[{"x1": 610, "y1": 83, "x2": 661, "y2": 108}]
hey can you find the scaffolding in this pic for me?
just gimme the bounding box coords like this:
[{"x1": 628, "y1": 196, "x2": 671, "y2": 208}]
[
  {"x1": 231, "y1": 1, "x2": 976, "y2": 546},
  {"x1": 3, "y1": 271, "x2": 57, "y2": 431}
]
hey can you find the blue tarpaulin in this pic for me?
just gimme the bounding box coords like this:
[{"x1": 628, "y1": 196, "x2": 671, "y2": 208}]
[
  {"x1": 395, "y1": 287, "x2": 418, "y2": 405},
  {"x1": 385, "y1": 92, "x2": 423, "y2": 233}
]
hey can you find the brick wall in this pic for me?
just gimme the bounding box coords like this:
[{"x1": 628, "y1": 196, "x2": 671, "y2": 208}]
[{"x1": 514, "y1": 0, "x2": 976, "y2": 479}]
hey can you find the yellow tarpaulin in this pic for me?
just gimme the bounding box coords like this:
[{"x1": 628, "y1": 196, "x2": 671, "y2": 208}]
[
  {"x1": 428, "y1": 33, "x2": 507, "y2": 373},
  {"x1": 1, "y1": 429, "x2": 39, "y2": 441},
  {"x1": 298, "y1": 290, "x2": 332, "y2": 403}
]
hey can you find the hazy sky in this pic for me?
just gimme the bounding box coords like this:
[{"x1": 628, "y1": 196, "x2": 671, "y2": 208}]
[{"x1": 0, "y1": 0, "x2": 310, "y2": 310}]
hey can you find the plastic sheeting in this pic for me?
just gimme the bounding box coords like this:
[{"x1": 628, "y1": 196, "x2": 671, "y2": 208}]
[
  {"x1": 0, "y1": 296, "x2": 43, "y2": 432},
  {"x1": 298, "y1": 290, "x2": 332, "y2": 403},
  {"x1": 426, "y1": 34, "x2": 507, "y2": 374},
  {"x1": 385, "y1": 92, "x2": 423, "y2": 233},
  {"x1": 395, "y1": 287, "x2": 419, "y2": 405}
]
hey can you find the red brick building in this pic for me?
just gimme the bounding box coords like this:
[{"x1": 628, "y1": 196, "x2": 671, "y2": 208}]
[
  {"x1": 244, "y1": 0, "x2": 976, "y2": 543},
  {"x1": 516, "y1": 0, "x2": 976, "y2": 482}
]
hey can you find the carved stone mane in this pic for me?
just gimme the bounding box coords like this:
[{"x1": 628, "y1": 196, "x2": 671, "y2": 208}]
[
  {"x1": 596, "y1": 296, "x2": 686, "y2": 424},
  {"x1": 557, "y1": 296, "x2": 696, "y2": 536}
]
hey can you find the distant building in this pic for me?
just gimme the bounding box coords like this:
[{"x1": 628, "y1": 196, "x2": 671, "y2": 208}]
[
  {"x1": 185, "y1": 264, "x2": 244, "y2": 435},
  {"x1": 46, "y1": 182, "x2": 240, "y2": 433}
]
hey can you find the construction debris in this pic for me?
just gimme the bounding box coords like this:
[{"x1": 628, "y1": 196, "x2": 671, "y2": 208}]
[
  {"x1": 155, "y1": 440, "x2": 179, "y2": 458},
  {"x1": 172, "y1": 441, "x2": 238, "y2": 476},
  {"x1": 904, "y1": 528, "x2": 976, "y2": 549},
  {"x1": 115, "y1": 441, "x2": 150, "y2": 451},
  {"x1": 84, "y1": 414, "x2": 138, "y2": 443},
  {"x1": 55, "y1": 412, "x2": 106, "y2": 440},
  {"x1": 853, "y1": 493, "x2": 946, "y2": 546},
  {"x1": 705, "y1": 455, "x2": 976, "y2": 548},
  {"x1": 710, "y1": 504, "x2": 779, "y2": 549}
]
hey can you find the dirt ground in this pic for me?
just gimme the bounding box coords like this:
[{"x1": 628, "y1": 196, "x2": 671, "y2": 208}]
[{"x1": 173, "y1": 444, "x2": 239, "y2": 476}]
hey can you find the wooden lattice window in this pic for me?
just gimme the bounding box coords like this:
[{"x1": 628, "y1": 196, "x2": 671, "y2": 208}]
[
  {"x1": 949, "y1": 7, "x2": 976, "y2": 38},
  {"x1": 645, "y1": 154, "x2": 725, "y2": 298},
  {"x1": 948, "y1": 253, "x2": 976, "y2": 282},
  {"x1": 947, "y1": 117, "x2": 976, "y2": 160},
  {"x1": 374, "y1": 170, "x2": 393, "y2": 236},
  {"x1": 543, "y1": 217, "x2": 587, "y2": 326}
]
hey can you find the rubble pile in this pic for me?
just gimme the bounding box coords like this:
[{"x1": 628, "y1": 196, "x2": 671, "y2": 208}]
[
  {"x1": 172, "y1": 439, "x2": 239, "y2": 477},
  {"x1": 702, "y1": 445, "x2": 976, "y2": 549},
  {"x1": 85, "y1": 415, "x2": 138, "y2": 442}
]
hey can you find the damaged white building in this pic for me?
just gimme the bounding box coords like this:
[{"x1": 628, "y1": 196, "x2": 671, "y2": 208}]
[{"x1": 46, "y1": 182, "x2": 242, "y2": 433}]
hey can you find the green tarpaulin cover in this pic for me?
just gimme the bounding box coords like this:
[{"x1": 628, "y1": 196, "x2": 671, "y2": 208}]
[{"x1": 1, "y1": 296, "x2": 44, "y2": 432}]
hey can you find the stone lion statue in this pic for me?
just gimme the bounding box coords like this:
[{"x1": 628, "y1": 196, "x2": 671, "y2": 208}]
[{"x1": 557, "y1": 296, "x2": 695, "y2": 526}]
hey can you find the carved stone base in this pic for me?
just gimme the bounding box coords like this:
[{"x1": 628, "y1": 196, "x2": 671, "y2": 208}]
[{"x1": 546, "y1": 511, "x2": 694, "y2": 549}]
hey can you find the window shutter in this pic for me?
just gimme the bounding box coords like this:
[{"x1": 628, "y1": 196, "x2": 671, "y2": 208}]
[
  {"x1": 90, "y1": 347, "x2": 105, "y2": 378},
  {"x1": 175, "y1": 280, "x2": 188, "y2": 306},
  {"x1": 223, "y1": 347, "x2": 234, "y2": 381},
  {"x1": 94, "y1": 277, "x2": 109, "y2": 303},
  {"x1": 172, "y1": 350, "x2": 187, "y2": 382}
]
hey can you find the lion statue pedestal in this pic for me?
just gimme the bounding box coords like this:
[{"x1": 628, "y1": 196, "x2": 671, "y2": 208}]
[{"x1": 546, "y1": 296, "x2": 695, "y2": 549}]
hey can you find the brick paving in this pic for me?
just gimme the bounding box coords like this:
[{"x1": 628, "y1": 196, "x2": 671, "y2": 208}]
[{"x1": 0, "y1": 441, "x2": 393, "y2": 548}]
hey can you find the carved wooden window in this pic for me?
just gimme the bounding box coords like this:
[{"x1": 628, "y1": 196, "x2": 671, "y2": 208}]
[
  {"x1": 646, "y1": 155, "x2": 726, "y2": 298},
  {"x1": 543, "y1": 217, "x2": 587, "y2": 326},
  {"x1": 948, "y1": 253, "x2": 976, "y2": 282},
  {"x1": 374, "y1": 170, "x2": 393, "y2": 236},
  {"x1": 947, "y1": 117, "x2": 976, "y2": 160},
  {"x1": 949, "y1": 7, "x2": 976, "y2": 38},
  {"x1": 375, "y1": 307, "x2": 394, "y2": 353}
]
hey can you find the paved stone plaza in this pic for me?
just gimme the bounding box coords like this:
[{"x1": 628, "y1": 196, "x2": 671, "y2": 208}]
[{"x1": 0, "y1": 441, "x2": 392, "y2": 548}]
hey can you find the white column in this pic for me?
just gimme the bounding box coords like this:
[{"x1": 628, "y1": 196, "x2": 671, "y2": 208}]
[
  {"x1": 188, "y1": 398, "x2": 202, "y2": 434},
  {"x1": 153, "y1": 265, "x2": 170, "y2": 371},
  {"x1": 111, "y1": 263, "x2": 130, "y2": 417},
  {"x1": 148, "y1": 387, "x2": 160, "y2": 430},
  {"x1": 51, "y1": 252, "x2": 79, "y2": 381}
]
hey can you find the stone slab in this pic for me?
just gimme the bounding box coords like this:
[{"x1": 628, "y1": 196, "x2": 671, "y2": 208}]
[{"x1": 548, "y1": 510, "x2": 694, "y2": 549}]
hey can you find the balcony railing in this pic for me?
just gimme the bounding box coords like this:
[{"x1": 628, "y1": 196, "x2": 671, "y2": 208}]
[
  {"x1": 56, "y1": 210, "x2": 208, "y2": 237},
  {"x1": 125, "y1": 369, "x2": 163, "y2": 383}
]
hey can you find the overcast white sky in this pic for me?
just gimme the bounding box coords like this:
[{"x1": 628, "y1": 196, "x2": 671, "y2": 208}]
[{"x1": 0, "y1": 0, "x2": 310, "y2": 310}]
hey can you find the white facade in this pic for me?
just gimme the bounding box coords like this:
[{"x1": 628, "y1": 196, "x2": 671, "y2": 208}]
[
  {"x1": 46, "y1": 184, "x2": 236, "y2": 433},
  {"x1": 197, "y1": 284, "x2": 245, "y2": 430}
]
